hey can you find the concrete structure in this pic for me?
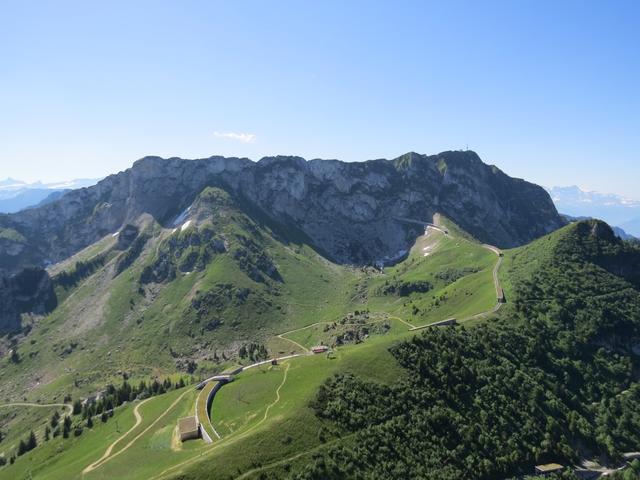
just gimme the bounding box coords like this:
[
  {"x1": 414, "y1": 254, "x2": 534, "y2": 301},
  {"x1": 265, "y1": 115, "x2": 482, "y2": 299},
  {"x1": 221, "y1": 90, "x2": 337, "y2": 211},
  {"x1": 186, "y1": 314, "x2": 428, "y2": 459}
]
[
  {"x1": 535, "y1": 463, "x2": 564, "y2": 476},
  {"x1": 429, "y1": 318, "x2": 457, "y2": 327},
  {"x1": 178, "y1": 416, "x2": 200, "y2": 442},
  {"x1": 208, "y1": 374, "x2": 235, "y2": 383}
]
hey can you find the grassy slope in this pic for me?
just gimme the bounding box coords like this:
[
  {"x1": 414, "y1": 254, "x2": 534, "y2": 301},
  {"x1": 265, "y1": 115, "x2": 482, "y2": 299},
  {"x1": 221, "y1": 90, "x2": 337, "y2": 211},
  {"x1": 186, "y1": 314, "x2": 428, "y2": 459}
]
[
  {"x1": 169, "y1": 334, "x2": 409, "y2": 480},
  {"x1": 159, "y1": 230, "x2": 501, "y2": 479},
  {"x1": 0, "y1": 210, "x2": 505, "y2": 478},
  {"x1": 278, "y1": 221, "x2": 640, "y2": 479},
  {"x1": 365, "y1": 228, "x2": 496, "y2": 325},
  {"x1": 0, "y1": 188, "x2": 362, "y2": 471},
  {"x1": 0, "y1": 387, "x2": 198, "y2": 480},
  {"x1": 0, "y1": 190, "x2": 360, "y2": 399}
]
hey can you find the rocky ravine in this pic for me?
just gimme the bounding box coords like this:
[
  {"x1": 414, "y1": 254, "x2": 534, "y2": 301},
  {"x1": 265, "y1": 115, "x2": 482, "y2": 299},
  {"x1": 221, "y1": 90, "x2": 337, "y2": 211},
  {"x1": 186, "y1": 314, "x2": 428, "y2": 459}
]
[{"x1": 0, "y1": 150, "x2": 564, "y2": 276}]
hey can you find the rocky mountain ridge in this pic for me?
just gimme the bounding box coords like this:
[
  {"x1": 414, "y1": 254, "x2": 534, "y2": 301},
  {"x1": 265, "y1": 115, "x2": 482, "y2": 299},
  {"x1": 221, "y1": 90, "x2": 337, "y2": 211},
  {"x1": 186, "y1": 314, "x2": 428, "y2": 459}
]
[{"x1": 0, "y1": 150, "x2": 564, "y2": 276}]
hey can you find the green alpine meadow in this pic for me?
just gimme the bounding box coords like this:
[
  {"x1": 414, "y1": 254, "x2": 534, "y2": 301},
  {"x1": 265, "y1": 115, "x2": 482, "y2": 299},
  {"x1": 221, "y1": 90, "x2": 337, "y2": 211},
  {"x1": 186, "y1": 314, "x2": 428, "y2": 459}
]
[
  {"x1": 2, "y1": 2, "x2": 640, "y2": 478},
  {"x1": 1, "y1": 150, "x2": 639, "y2": 479}
]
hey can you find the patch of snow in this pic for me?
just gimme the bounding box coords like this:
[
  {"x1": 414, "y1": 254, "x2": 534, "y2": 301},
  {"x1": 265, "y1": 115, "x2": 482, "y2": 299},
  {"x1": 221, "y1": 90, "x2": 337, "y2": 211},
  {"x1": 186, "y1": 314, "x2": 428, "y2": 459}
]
[
  {"x1": 180, "y1": 220, "x2": 192, "y2": 231},
  {"x1": 112, "y1": 231, "x2": 119, "y2": 237},
  {"x1": 172, "y1": 206, "x2": 191, "y2": 227},
  {"x1": 422, "y1": 242, "x2": 439, "y2": 257}
]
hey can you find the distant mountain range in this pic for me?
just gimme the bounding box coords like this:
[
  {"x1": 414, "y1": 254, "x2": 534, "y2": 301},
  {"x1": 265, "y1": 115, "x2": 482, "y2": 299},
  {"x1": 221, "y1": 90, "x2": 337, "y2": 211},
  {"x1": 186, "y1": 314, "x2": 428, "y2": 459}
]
[
  {"x1": 547, "y1": 185, "x2": 640, "y2": 237},
  {"x1": 0, "y1": 177, "x2": 100, "y2": 213}
]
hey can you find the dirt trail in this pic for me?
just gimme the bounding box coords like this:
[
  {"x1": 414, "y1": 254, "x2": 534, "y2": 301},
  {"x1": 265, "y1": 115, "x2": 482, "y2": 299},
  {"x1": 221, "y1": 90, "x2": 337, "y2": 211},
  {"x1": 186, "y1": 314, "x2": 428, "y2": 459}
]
[
  {"x1": 388, "y1": 315, "x2": 416, "y2": 329},
  {"x1": 234, "y1": 433, "x2": 357, "y2": 480},
  {"x1": 276, "y1": 331, "x2": 311, "y2": 353},
  {"x1": 142, "y1": 216, "x2": 507, "y2": 479},
  {"x1": 0, "y1": 402, "x2": 73, "y2": 416},
  {"x1": 252, "y1": 362, "x2": 289, "y2": 428},
  {"x1": 82, "y1": 397, "x2": 151, "y2": 474},
  {"x1": 153, "y1": 362, "x2": 292, "y2": 480},
  {"x1": 83, "y1": 389, "x2": 191, "y2": 474},
  {"x1": 462, "y1": 245, "x2": 504, "y2": 320}
]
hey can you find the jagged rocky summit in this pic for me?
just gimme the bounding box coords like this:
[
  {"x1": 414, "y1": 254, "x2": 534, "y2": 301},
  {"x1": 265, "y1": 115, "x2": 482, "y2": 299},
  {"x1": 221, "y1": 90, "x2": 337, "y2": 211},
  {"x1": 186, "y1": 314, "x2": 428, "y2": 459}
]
[{"x1": 0, "y1": 150, "x2": 564, "y2": 275}]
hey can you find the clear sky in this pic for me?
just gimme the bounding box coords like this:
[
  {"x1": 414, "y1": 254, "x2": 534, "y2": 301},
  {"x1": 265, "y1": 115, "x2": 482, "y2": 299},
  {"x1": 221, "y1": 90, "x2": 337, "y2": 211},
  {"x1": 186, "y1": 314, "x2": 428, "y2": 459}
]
[{"x1": 1, "y1": 0, "x2": 638, "y2": 198}]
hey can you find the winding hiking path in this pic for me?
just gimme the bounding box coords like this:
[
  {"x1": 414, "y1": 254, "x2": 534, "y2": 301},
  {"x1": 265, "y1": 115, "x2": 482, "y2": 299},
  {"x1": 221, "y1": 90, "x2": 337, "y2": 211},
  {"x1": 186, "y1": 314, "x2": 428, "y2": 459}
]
[
  {"x1": 234, "y1": 433, "x2": 357, "y2": 480},
  {"x1": 196, "y1": 353, "x2": 305, "y2": 444},
  {"x1": 0, "y1": 402, "x2": 73, "y2": 416},
  {"x1": 83, "y1": 389, "x2": 191, "y2": 474},
  {"x1": 463, "y1": 244, "x2": 504, "y2": 320},
  {"x1": 93, "y1": 216, "x2": 507, "y2": 479},
  {"x1": 82, "y1": 397, "x2": 151, "y2": 474},
  {"x1": 277, "y1": 316, "x2": 414, "y2": 347},
  {"x1": 388, "y1": 314, "x2": 417, "y2": 329},
  {"x1": 239, "y1": 362, "x2": 290, "y2": 437},
  {"x1": 276, "y1": 327, "x2": 312, "y2": 353},
  {"x1": 394, "y1": 216, "x2": 505, "y2": 328},
  {"x1": 152, "y1": 362, "x2": 293, "y2": 480}
]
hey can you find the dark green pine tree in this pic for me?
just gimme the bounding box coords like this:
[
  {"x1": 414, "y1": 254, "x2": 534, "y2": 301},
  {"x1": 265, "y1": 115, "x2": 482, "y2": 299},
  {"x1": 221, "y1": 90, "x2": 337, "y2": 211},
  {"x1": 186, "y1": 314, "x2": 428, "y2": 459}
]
[
  {"x1": 62, "y1": 416, "x2": 72, "y2": 438},
  {"x1": 27, "y1": 430, "x2": 37, "y2": 451},
  {"x1": 50, "y1": 411, "x2": 60, "y2": 429},
  {"x1": 17, "y1": 440, "x2": 27, "y2": 456}
]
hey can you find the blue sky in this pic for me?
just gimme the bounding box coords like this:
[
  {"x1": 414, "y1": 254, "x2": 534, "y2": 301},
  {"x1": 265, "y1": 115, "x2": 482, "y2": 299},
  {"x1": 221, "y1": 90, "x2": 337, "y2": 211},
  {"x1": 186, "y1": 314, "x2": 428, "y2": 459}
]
[{"x1": 1, "y1": 0, "x2": 638, "y2": 198}]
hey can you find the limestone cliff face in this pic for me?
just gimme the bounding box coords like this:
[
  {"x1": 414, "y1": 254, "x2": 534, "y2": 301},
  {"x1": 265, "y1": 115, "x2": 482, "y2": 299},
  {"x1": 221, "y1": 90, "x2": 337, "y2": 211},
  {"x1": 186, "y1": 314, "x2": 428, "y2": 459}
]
[{"x1": 0, "y1": 150, "x2": 565, "y2": 274}]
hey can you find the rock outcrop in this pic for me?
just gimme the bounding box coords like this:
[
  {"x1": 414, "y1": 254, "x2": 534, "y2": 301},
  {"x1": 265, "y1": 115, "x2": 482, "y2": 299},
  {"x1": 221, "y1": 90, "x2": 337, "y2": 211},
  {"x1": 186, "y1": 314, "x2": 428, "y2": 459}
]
[
  {"x1": 0, "y1": 267, "x2": 56, "y2": 333},
  {"x1": 0, "y1": 150, "x2": 565, "y2": 274}
]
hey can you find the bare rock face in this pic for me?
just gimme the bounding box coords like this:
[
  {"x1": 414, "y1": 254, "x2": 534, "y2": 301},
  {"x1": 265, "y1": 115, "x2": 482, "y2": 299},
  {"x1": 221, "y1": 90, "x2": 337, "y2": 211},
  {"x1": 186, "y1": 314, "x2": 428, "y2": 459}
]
[
  {"x1": 0, "y1": 150, "x2": 565, "y2": 274},
  {"x1": 0, "y1": 267, "x2": 56, "y2": 333}
]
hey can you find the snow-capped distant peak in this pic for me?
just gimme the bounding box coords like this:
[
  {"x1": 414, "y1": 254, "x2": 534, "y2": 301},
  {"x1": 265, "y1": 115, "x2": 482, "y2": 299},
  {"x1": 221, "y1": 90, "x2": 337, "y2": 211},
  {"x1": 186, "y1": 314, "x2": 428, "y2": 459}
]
[
  {"x1": 0, "y1": 177, "x2": 100, "y2": 192},
  {"x1": 546, "y1": 185, "x2": 640, "y2": 208},
  {"x1": 547, "y1": 185, "x2": 640, "y2": 237}
]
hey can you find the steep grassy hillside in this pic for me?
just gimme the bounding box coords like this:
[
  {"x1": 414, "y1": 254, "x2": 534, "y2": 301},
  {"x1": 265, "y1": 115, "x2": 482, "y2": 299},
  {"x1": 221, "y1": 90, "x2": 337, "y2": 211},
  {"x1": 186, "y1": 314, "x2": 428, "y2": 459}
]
[
  {"x1": 0, "y1": 186, "x2": 359, "y2": 466},
  {"x1": 0, "y1": 207, "x2": 509, "y2": 478},
  {"x1": 271, "y1": 221, "x2": 640, "y2": 480}
]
